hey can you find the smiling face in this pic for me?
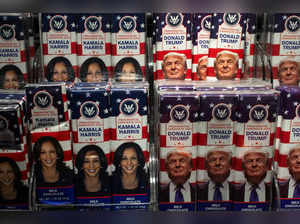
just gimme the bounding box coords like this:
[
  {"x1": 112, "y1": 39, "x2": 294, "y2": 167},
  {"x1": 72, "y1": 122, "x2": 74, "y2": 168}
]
[
  {"x1": 52, "y1": 62, "x2": 69, "y2": 82},
  {"x1": 39, "y1": 141, "x2": 57, "y2": 169},
  {"x1": 279, "y1": 61, "x2": 299, "y2": 86},
  {"x1": 215, "y1": 53, "x2": 238, "y2": 80},
  {"x1": 197, "y1": 58, "x2": 208, "y2": 80},
  {"x1": 243, "y1": 152, "x2": 268, "y2": 185},
  {"x1": 86, "y1": 62, "x2": 103, "y2": 82},
  {"x1": 287, "y1": 148, "x2": 300, "y2": 181},
  {"x1": 0, "y1": 162, "x2": 15, "y2": 187},
  {"x1": 120, "y1": 147, "x2": 138, "y2": 176},
  {"x1": 163, "y1": 55, "x2": 186, "y2": 80},
  {"x1": 119, "y1": 62, "x2": 136, "y2": 82},
  {"x1": 3, "y1": 70, "x2": 19, "y2": 89},
  {"x1": 206, "y1": 151, "x2": 231, "y2": 184},
  {"x1": 82, "y1": 150, "x2": 101, "y2": 177},
  {"x1": 166, "y1": 151, "x2": 192, "y2": 185}
]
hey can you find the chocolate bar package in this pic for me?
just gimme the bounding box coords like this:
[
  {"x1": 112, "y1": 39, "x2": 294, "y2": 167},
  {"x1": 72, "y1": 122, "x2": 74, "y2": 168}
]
[
  {"x1": 31, "y1": 122, "x2": 74, "y2": 205},
  {"x1": 0, "y1": 104, "x2": 23, "y2": 149},
  {"x1": 40, "y1": 13, "x2": 78, "y2": 82},
  {"x1": 110, "y1": 82, "x2": 149, "y2": 210},
  {"x1": 77, "y1": 14, "x2": 112, "y2": 82},
  {"x1": 233, "y1": 91, "x2": 278, "y2": 211},
  {"x1": 70, "y1": 83, "x2": 111, "y2": 208},
  {"x1": 155, "y1": 13, "x2": 193, "y2": 80},
  {"x1": 197, "y1": 92, "x2": 238, "y2": 211},
  {"x1": 158, "y1": 92, "x2": 199, "y2": 211},
  {"x1": 111, "y1": 13, "x2": 146, "y2": 81},
  {"x1": 0, "y1": 148, "x2": 30, "y2": 210},
  {"x1": 0, "y1": 90, "x2": 27, "y2": 136},
  {"x1": 276, "y1": 87, "x2": 300, "y2": 209},
  {"x1": 207, "y1": 13, "x2": 247, "y2": 80},
  {"x1": 243, "y1": 13, "x2": 257, "y2": 79},
  {"x1": 25, "y1": 83, "x2": 69, "y2": 130},
  {"x1": 192, "y1": 13, "x2": 211, "y2": 81},
  {"x1": 271, "y1": 14, "x2": 300, "y2": 87},
  {"x1": 0, "y1": 14, "x2": 28, "y2": 89}
]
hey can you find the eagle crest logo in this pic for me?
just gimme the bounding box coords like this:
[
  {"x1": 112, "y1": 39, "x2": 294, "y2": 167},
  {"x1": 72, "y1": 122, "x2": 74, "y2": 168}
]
[
  {"x1": 120, "y1": 16, "x2": 136, "y2": 32},
  {"x1": 224, "y1": 13, "x2": 240, "y2": 25},
  {"x1": 171, "y1": 105, "x2": 188, "y2": 122},
  {"x1": 250, "y1": 105, "x2": 268, "y2": 122},
  {"x1": 120, "y1": 99, "x2": 138, "y2": 115},
  {"x1": 213, "y1": 104, "x2": 230, "y2": 121},
  {"x1": 34, "y1": 91, "x2": 52, "y2": 108},
  {"x1": 81, "y1": 102, "x2": 99, "y2": 119},
  {"x1": 286, "y1": 16, "x2": 299, "y2": 32},
  {"x1": 50, "y1": 15, "x2": 66, "y2": 32},
  {"x1": 86, "y1": 17, "x2": 101, "y2": 32},
  {"x1": 202, "y1": 15, "x2": 212, "y2": 32},
  {"x1": 167, "y1": 13, "x2": 182, "y2": 26},
  {"x1": 0, "y1": 25, "x2": 14, "y2": 40}
]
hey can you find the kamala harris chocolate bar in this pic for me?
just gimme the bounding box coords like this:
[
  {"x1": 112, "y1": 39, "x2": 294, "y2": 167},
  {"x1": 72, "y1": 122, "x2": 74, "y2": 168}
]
[{"x1": 77, "y1": 14, "x2": 112, "y2": 81}]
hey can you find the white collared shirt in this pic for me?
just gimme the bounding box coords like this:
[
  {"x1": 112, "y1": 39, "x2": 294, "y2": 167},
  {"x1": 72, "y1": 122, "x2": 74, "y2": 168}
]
[
  {"x1": 169, "y1": 181, "x2": 191, "y2": 202},
  {"x1": 244, "y1": 181, "x2": 266, "y2": 202},
  {"x1": 288, "y1": 177, "x2": 299, "y2": 198},
  {"x1": 207, "y1": 180, "x2": 230, "y2": 201}
]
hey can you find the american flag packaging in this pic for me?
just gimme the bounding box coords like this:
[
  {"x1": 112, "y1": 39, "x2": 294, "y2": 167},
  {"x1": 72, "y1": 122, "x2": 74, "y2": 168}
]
[
  {"x1": 110, "y1": 82, "x2": 149, "y2": 210},
  {"x1": 207, "y1": 13, "x2": 247, "y2": 80},
  {"x1": 76, "y1": 14, "x2": 112, "y2": 81},
  {"x1": 277, "y1": 87, "x2": 300, "y2": 209},
  {"x1": 25, "y1": 83, "x2": 69, "y2": 131},
  {"x1": 0, "y1": 14, "x2": 28, "y2": 86},
  {"x1": 40, "y1": 13, "x2": 78, "y2": 81},
  {"x1": 70, "y1": 83, "x2": 111, "y2": 207},
  {"x1": 192, "y1": 13, "x2": 211, "y2": 80},
  {"x1": 155, "y1": 13, "x2": 193, "y2": 80},
  {"x1": 197, "y1": 91, "x2": 238, "y2": 211},
  {"x1": 158, "y1": 91, "x2": 199, "y2": 211},
  {"x1": 0, "y1": 147, "x2": 30, "y2": 210},
  {"x1": 31, "y1": 122, "x2": 74, "y2": 205},
  {"x1": 271, "y1": 14, "x2": 300, "y2": 87},
  {"x1": 111, "y1": 13, "x2": 146, "y2": 80},
  {"x1": 233, "y1": 90, "x2": 278, "y2": 211}
]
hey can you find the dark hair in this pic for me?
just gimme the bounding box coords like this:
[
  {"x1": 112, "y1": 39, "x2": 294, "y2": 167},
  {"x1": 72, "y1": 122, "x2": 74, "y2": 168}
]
[
  {"x1": 113, "y1": 142, "x2": 145, "y2": 176},
  {"x1": 80, "y1": 57, "x2": 108, "y2": 82},
  {"x1": 33, "y1": 136, "x2": 67, "y2": 172},
  {"x1": 75, "y1": 144, "x2": 108, "y2": 175},
  {"x1": 0, "y1": 157, "x2": 24, "y2": 191},
  {"x1": 114, "y1": 57, "x2": 143, "y2": 81},
  {"x1": 0, "y1": 64, "x2": 24, "y2": 89},
  {"x1": 46, "y1": 56, "x2": 75, "y2": 82}
]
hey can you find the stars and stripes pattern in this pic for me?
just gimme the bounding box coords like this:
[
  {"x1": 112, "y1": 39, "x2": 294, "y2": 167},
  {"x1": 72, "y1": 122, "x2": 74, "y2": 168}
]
[
  {"x1": 41, "y1": 13, "x2": 78, "y2": 79},
  {"x1": 207, "y1": 13, "x2": 247, "y2": 80},
  {"x1": 271, "y1": 13, "x2": 300, "y2": 87},
  {"x1": 76, "y1": 14, "x2": 112, "y2": 78},
  {"x1": 154, "y1": 13, "x2": 193, "y2": 80},
  {"x1": 111, "y1": 14, "x2": 146, "y2": 78},
  {"x1": 0, "y1": 15, "x2": 29, "y2": 81}
]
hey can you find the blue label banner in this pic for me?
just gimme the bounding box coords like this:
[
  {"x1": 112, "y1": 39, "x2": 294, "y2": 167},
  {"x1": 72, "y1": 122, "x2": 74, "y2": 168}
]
[
  {"x1": 36, "y1": 185, "x2": 74, "y2": 205},
  {"x1": 159, "y1": 202, "x2": 196, "y2": 211},
  {"x1": 76, "y1": 196, "x2": 111, "y2": 210},
  {"x1": 281, "y1": 198, "x2": 300, "y2": 210},
  {"x1": 233, "y1": 202, "x2": 269, "y2": 211},
  {"x1": 197, "y1": 201, "x2": 232, "y2": 211},
  {"x1": 0, "y1": 203, "x2": 28, "y2": 210},
  {"x1": 112, "y1": 194, "x2": 149, "y2": 210}
]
